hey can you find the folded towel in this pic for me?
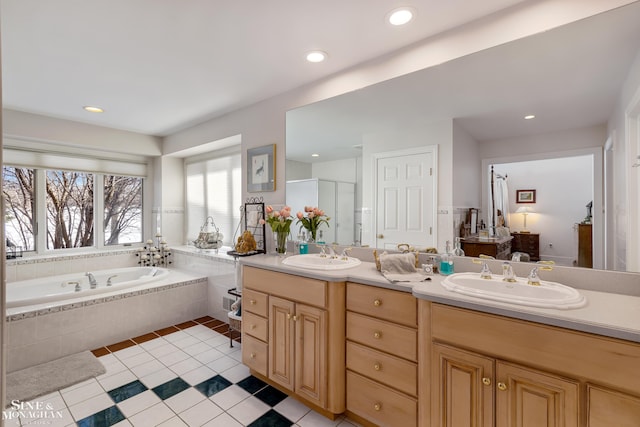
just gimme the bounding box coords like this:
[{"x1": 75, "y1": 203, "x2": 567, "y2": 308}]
[{"x1": 379, "y1": 252, "x2": 428, "y2": 283}]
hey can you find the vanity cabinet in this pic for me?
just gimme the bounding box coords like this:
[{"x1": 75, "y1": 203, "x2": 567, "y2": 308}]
[
  {"x1": 432, "y1": 343, "x2": 579, "y2": 426},
  {"x1": 345, "y1": 282, "x2": 418, "y2": 427},
  {"x1": 241, "y1": 266, "x2": 346, "y2": 416},
  {"x1": 424, "y1": 302, "x2": 640, "y2": 427}
]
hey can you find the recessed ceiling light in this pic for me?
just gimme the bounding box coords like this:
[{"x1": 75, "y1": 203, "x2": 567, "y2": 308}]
[
  {"x1": 524, "y1": 115, "x2": 536, "y2": 120},
  {"x1": 388, "y1": 7, "x2": 415, "y2": 26},
  {"x1": 83, "y1": 106, "x2": 104, "y2": 113},
  {"x1": 306, "y1": 51, "x2": 327, "y2": 63},
  {"x1": 311, "y1": 153, "x2": 320, "y2": 157}
]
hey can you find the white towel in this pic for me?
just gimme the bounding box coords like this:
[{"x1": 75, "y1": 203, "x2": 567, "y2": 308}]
[{"x1": 379, "y1": 252, "x2": 428, "y2": 283}]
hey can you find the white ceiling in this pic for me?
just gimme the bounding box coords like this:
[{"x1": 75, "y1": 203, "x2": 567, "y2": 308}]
[
  {"x1": 286, "y1": 2, "x2": 640, "y2": 163},
  {"x1": 1, "y1": 0, "x2": 528, "y2": 136}
]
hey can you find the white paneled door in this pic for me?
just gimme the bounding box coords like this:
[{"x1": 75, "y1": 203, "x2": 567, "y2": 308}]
[{"x1": 375, "y1": 148, "x2": 436, "y2": 250}]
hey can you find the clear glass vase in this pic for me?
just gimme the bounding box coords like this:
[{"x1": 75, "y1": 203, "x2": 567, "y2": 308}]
[{"x1": 274, "y1": 230, "x2": 289, "y2": 255}]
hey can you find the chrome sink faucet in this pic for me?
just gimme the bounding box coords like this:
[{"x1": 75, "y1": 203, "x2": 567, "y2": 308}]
[{"x1": 85, "y1": 272, "x2": 97, "y2": 289}]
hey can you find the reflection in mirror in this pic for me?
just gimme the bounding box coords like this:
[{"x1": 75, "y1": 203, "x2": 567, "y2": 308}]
[{"x1": 285, "y1": 3, "x2": 640, "y2": 272}]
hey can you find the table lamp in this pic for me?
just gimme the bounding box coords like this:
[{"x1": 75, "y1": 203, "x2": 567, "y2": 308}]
[{"x1": 516, "y1": 206, "x2": 533, "y2": 233}]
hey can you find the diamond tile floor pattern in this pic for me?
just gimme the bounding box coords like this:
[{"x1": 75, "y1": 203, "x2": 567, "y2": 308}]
[{"x1": 7, "y1": 317, "x2": 360, "y2": 427}]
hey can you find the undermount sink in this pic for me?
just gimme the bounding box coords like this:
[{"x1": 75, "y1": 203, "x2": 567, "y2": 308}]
[
  {"x1": 441, "y1": 272, "x2": 586, "y2": 309},
  {"x1": 282, "y1": 254, "x2": 362, "y2": 270}
]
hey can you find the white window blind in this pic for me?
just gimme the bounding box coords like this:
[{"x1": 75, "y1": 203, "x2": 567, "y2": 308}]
[{"x1": 185, "y1": 149, "x2": 241, "y2": 246}]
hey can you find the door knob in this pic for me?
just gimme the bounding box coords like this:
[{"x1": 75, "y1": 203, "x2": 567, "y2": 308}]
[{"x1": 377, "y1": 234, "x2": 384, "y2": 239}]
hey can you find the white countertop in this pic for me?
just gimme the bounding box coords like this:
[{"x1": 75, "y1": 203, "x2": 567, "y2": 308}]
[{"x1": 241, "y1": 254, "x2": 640, "y2": 344}]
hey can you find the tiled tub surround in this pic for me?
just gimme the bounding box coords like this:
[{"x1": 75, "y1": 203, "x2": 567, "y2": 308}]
[
  {"x1": 6, "y1": 270, "x2": 208, "y2": 372},
  {"x1": 5, "y1": 248, "x2": 141, "y2": 283},
  {"x1": 171, "y1": 246, "x2": 239, "y2": 321}
]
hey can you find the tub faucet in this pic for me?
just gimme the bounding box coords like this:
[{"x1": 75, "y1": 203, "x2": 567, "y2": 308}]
[
  {"x1": 107, "y1": 275, "x2": 118, "y2": 286},
  {"x1": 85, "y1": 272, "x2": 97, "y2": 289}
]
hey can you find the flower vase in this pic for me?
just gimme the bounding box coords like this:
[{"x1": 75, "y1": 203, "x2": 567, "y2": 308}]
[{"x1": 274, "y1": 230, "x2": 289, "y2": 255}]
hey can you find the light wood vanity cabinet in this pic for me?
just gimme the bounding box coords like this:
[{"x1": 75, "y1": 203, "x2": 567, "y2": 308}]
[
  {"x1": 241, "y1": 266, "x2": 346, "y2": 417},
  {"x1": 345, "y1": 282, "x2": 418, "y2": 427},
  {"x1": 425, "y1": 302, "x2": 640, "y2": 427}
]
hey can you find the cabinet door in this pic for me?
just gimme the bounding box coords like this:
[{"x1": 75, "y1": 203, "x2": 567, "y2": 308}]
[
  {"x1": 432, "y1": 343, "x2": 494, "y2": 427},
  {"x1": 268, "y1": 296, "x2": 295, "y2": 391},
  {"x1": 295, "y1": 303, "x2": 327, "y2": 407},
  {"x1": 496, "y1": 362, "x2": 579, "y2": 427},
  {"x1": 588, "y1": 385, "x2": 640, "y2": 427}
]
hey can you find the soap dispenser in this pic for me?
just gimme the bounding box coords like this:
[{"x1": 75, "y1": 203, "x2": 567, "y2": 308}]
[
  {"x1": 298, "y1": 232, "x2": 308, "y2": 254},
  {"x1": 453, "y1": 237, "x2": 465, "y2": 256},
  {"x1": 440, "y1": 241, "x2": 454, "y2": 275}
]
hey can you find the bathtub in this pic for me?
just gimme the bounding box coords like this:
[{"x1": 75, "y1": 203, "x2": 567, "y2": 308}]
[{"x1": 6, "y1": 266, "x2": 170, "y2": 308}]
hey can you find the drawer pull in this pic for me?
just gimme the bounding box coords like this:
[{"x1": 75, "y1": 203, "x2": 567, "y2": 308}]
[
  {"x1": 250, "y1": 299, "x2": 256, "y2": 305},
  {"x1": 482, "y1": 377, "x2": 491, "y2": 386},
  {"x1": 250, "y1": 353, "x2": 256, "y2": 359},
  {"x1": 373, "y1": 331, "x2": 381, "y2": 339},
  {"x1": 498, "y1": 382, "x2": 507, "y2": 391},
  {"x1": 373, "y1": 299, "x2": 382, "y2": 307},
  {"x1": 374, "y1": 403, "x2": 382, "y2": 411},
  {"x1": 373, "y1": 363, "x2": 381, "y2": 371},
  {"x1": 250, "y1": 324, "x2": 256, "y2": 330}
]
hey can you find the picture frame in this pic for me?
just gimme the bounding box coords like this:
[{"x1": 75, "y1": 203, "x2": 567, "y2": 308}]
[
  {"x1": 516, "y1": 189, "x2": 536, "y2": 203},
  {"x1": 247, "y1": 144, "x2": 276, "y2": 192}
]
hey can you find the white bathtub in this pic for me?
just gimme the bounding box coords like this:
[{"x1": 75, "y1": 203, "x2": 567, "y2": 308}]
[{"x1": 7, "y1": 266, "x2": 170, "y2": 308}]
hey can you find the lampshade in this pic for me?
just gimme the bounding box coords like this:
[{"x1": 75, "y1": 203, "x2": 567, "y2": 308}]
[{"x1": 516, "y1": 206, "x2": 534, "y2": 214}]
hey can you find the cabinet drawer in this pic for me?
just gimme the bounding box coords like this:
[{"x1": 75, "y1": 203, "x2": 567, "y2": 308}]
[
  {"x1": 244, "y1": 266, "x2": 327, "y2": 308},
  {"x1": 346, "y1": 312, "x2": 417, "y2": 362},
  {"x1": 347, "y1": 282, "x2": 417, "y2": 327},
  {"x1": 347, "y1": 341, "x2": 417, "y2": 396},
  {"x1": 242, "y1": 311, "x2": 268, "y2": 342},
  {"x1": 243, "y1": 288, "x2": 268, "y2": 317},
  {"x1": 347, "y1": 370, "x2": 416, "y2": 427},
  {"x1": 242, "y1": 334, "x2": 268, "y2": 377}
]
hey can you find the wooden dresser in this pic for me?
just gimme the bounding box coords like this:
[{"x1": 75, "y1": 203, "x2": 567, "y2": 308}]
[
  {"x1": 461, "y1": 236, "x2": 512, "y2": 259},
  {"x1": 510, "y1": 232, "x2": 540, "y2": 261},
  {"x1": 578, "y1": 223, "x2": 593, "y2": 267}
]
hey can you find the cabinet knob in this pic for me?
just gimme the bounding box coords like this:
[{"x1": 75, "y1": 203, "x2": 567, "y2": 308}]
[
  {"x1": 250, "y1": 299, "x2": 256, "y2": 305},
  {"x1": 373, "y1": 299, "x2": 382, "y2": 307},
  {"x1": 292, "y1": 315, "x2": 298, "y2": 322},
  {"x1": 250, "y1": 324, "x2": 256, "y2": 330},
  {"x1": 287, "y1": 313, "x2": 291, "y2": 320},
  {"x1": 374, "y1": 363, "x2": 381, "y2": 371},
  {"x1": 373, "y1": 331, "x2": 381, "y2": 339},
  {"x1": 498, "y1": 382, "x2": 507, "y2": 391},
  {"x1": 250, "y1": 353, "x2": 256, "y2": 359},
  {"x1": 374, "y1": 403, "x2": 382, "y2": 411},
  {"x1": 482, "y1": 377, "x2": 491, "y2": 386}
]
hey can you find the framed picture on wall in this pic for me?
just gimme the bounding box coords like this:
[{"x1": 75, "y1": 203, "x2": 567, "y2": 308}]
[
  {"x1": 247, "y1": 144, "x2": 276, "y2": 192},
  {"x1": 516, "y1": 189, "x2": 536, "y2": 203}
]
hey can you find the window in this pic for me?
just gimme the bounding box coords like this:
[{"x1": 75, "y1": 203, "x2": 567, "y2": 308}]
[
  {"x1": 104, "y1": 175, "x2": 143, "y2": 245},
  {"x1": 3, "y1": 166, "x2": 36, "y2": 251},
  {"x1": 185, "y1": 150, "x2": 241, "y2": 246},
  {"x1": 3, "y1": 164, "x2": 145, "y2": 253},
  {"x1": 46, "y1": 170, "x2": 95, "y2": 249}
]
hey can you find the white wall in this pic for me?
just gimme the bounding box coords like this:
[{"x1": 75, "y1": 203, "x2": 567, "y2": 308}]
[
  {"x1": 607, "y1": 48, "x2": 640, "y2": 271},
  {"x1": 497, "y1": 156, "x2": 593, "y2": 266},
  {"x1": 452, "y1": 121, "x2": 481, "y2": 209},
  {"x1": 285, "y1": 159, "x2": 311, "y2": 181}
]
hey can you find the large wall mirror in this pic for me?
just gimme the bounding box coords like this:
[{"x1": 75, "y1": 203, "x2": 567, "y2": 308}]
[{"x1": 285, "y1": 2, "x2": 640, "y2": 273}]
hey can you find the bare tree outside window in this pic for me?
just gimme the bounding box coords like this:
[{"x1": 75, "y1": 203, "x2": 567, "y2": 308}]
[
  {"x1": 3, "y1": 167, "x2": 36, "y2": 251},
  {"x1": 46, "y1": 170, "x2": 94, "y2": 249},
  {"x1": 104, "y1": 175, "x2": 143, "y2": 245}
]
